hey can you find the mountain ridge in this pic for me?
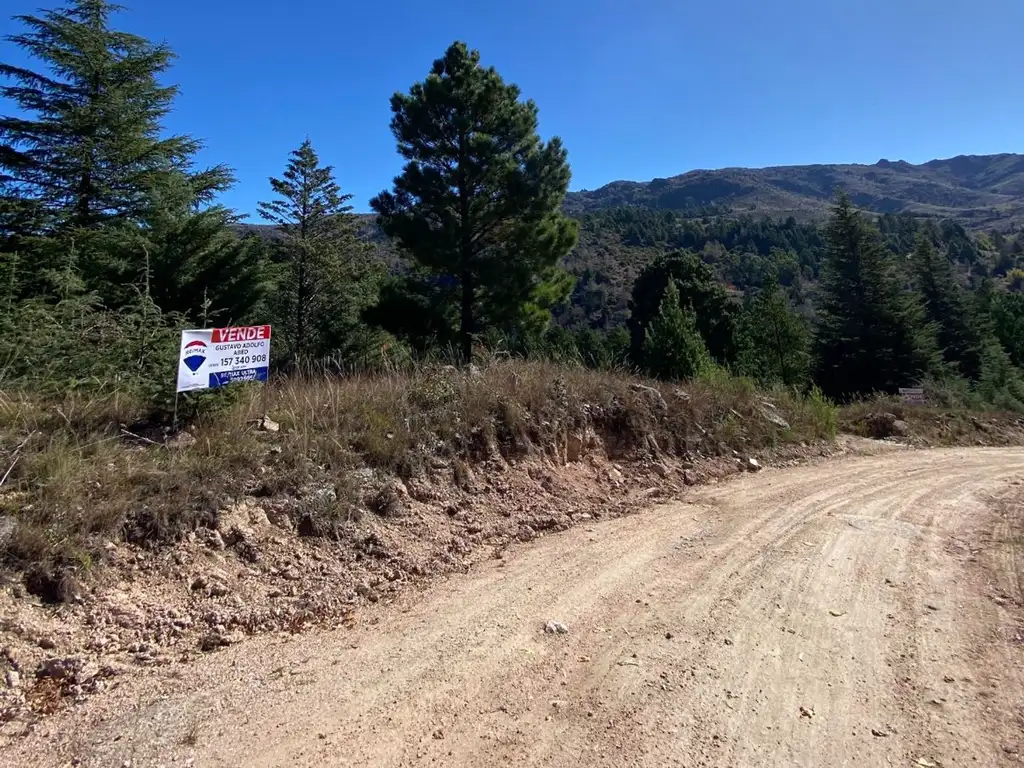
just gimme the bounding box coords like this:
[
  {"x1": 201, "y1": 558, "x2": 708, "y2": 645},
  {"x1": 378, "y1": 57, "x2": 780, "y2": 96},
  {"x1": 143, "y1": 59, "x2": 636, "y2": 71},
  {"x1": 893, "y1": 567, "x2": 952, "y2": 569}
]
[{"x1": 563, "y1": 153, "x2": 1024, "y2": 228}]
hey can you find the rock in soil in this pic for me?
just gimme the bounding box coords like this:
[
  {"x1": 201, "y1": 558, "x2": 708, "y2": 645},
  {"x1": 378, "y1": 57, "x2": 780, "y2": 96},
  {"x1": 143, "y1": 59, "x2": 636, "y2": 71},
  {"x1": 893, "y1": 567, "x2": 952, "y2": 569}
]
[
  {"x1": 356, "y1": 584, "x2": 380, "y2": 603},
  {"x1": 544, "y1": 621, "x2": 569, "y2": 635}
]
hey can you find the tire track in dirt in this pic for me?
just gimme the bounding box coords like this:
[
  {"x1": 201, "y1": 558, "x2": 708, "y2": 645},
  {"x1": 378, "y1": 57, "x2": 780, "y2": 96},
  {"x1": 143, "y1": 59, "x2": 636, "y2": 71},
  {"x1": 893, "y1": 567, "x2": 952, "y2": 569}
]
[{"x1": 5, "y1": 447, "x2": 1024, "y2": 767}]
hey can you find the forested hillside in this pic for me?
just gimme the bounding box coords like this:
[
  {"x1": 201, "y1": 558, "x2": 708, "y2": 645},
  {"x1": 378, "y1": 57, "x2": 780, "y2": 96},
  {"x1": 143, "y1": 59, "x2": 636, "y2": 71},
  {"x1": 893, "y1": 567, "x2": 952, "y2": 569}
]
[{"x1": 3, "y1": 0, "x2": 1024, "y2": 413}]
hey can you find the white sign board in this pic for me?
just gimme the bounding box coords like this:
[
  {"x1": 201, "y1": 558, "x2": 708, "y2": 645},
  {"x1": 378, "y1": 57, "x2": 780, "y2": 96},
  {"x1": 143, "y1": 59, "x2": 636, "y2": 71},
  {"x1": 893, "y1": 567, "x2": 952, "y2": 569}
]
[
  {"x1": 898, "y1": 387, "x2": 925, "y2": 405},
  {"x1": 176, "y1": 325, "x2": 271, "y2": 393}
]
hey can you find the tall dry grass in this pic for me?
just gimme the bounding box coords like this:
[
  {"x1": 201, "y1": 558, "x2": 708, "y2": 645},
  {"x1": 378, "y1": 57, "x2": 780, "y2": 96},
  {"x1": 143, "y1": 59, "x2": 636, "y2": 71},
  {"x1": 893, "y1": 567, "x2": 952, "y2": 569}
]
[{"x1": 0, "y1": 360, "x2": 838, "y2": 585}]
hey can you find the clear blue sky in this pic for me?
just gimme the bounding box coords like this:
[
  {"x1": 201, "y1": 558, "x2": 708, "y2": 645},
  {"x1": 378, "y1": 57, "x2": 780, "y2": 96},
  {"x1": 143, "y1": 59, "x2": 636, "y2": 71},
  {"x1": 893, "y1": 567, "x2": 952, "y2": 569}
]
[{"x1": 2, "y1": 0, "x2": 1022, "y2": 217}]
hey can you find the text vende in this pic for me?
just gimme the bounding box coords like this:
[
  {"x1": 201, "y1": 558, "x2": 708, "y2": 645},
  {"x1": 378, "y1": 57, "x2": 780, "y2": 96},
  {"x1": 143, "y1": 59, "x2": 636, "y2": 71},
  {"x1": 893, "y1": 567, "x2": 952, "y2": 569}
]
[{"x1": 212, "y1": 326, "x2": 271, "y2": 343}]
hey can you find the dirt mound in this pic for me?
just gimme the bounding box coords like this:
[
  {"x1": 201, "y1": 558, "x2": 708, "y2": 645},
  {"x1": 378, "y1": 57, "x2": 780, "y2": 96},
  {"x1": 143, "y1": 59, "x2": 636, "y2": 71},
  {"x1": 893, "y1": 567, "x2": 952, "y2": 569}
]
[{"x1": 843, "y1": 400, "x2": 1024, "y2": 446}]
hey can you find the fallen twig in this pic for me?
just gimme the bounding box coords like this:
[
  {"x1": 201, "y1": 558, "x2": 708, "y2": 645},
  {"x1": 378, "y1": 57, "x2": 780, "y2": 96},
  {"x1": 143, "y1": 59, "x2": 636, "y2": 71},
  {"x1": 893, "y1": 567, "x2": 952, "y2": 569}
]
[
  {"x1": 119, "y1": 428, "x2": 166, "y2": 448},
  {"x1": 0, "y1": 431, "x2": 37, "y2": 489}
]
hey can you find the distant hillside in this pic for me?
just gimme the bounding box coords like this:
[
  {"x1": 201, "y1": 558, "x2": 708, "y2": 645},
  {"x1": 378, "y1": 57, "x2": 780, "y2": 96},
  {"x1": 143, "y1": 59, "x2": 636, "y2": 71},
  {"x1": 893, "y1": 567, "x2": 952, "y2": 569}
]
[
  {"x1": 235, "y1": 153, "x2": 1024, "y2": 334},
  {"x1": 564, "y1": 154, "x2": 1024, "y2": 229}
]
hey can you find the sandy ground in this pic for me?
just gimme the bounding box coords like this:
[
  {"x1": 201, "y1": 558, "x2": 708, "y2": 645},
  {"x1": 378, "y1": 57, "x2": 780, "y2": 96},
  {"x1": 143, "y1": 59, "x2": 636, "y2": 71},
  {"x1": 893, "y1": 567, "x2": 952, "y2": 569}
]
[{"x1": 6, "y1": 446, "x2": 1024, "y2": 768}]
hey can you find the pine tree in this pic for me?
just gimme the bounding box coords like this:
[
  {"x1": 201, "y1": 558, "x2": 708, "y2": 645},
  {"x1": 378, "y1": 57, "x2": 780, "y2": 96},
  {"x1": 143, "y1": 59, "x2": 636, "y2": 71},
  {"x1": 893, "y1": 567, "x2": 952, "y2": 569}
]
[
  {"x1": 0, "y1": 0, "x2": 223, "y2": 230},
  {"x1": 975, "y1": 339, "x2": 1024, "y2": 411},
  {"x1": 140, "y1": 203, "x2": 267, "y2": 324},
  {"x1": 628, "y1": 250, "x2": 739, "y2": 367},
  {"x1": 642, "y1": 280, "x2": 711, "y2": 381},
  {"x1": 910, "y1": 234, "x2": 982, "y2": 380},
  {"x1": 977, "y1": 285, "x2": 1024, "y2": 371},
  {"x1": 371, "y1": 42, "x2": 578, "y2": 363},
  {"x1": 258, "y1": 139, "x2": 378, "y2": 363},
  {"x1": 814, "y1": 194, "x2": 937, "y2": 399},
  {"x1": 737, "y1": 279, "x2": 810, "y2": 388},
  {"x1": 0, "y1": 0, "x2": 243, "y2": 308}
]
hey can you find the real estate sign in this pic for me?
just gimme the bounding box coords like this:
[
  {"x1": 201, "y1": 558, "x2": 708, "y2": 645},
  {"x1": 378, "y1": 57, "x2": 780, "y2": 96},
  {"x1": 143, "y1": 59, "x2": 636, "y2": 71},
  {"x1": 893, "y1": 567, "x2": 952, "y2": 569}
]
[
  {"x1": 176, "y1": 325, "x2": 271, "y2": 393},
  {"x1": 898, "y1": 387, "x2": 925, "y2": 405}
]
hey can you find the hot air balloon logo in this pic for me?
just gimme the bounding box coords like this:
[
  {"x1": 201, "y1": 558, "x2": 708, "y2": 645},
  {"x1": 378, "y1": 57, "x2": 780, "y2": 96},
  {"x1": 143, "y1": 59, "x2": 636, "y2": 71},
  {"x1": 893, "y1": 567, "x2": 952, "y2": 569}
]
[{"x1": 182, "y1": 340, "x2": 207, "y2": 373}]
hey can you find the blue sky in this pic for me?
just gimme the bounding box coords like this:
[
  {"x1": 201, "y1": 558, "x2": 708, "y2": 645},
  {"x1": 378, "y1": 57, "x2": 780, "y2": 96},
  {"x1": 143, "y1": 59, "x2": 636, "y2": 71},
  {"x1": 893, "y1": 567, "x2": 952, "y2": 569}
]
[{"x1": 2, "y1": 0, "x2": 1022, "y2": 217}]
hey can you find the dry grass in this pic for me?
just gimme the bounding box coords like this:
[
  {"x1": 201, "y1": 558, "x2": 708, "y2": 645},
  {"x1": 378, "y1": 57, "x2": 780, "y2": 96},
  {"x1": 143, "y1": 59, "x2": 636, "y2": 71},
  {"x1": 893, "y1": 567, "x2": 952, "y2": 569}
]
[
  {"x1": 0, "y1": 360, "x2": 838, "y2": 593},
  {"x1": 839, "y1": 394, "x2": 1024, "y2": 446}
]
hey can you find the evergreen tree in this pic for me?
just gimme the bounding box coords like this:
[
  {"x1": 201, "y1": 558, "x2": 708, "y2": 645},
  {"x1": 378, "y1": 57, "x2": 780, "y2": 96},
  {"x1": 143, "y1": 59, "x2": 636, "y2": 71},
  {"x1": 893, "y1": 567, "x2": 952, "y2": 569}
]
[
  {"x1": 642, "y1": 280, "x2": 711, "y2": 381},
  {"x1": 371, "y1": 41, "x2": 577, "y2": 363},
  {"x1": 737, "y1": 278, "x2": 810, "y2": 388},
  {"x1": 258, "y1": 139, "x2": 379, "y2": 363},
  {"x1": 975, "y1": 339, "x2": 1024, "y2": 411},
  {"x1": 910, "y1": 234, "x2": 982, "y2": 380},
  {"x1": 482, "y1": 265, "x2": 575, "y2": 350},
  {"x1": 140, "y1": 204, "x2": 267, "y2": 324},
  {"x1": 814, "y1": 194, "x2": 937, "y2": 399},
  {"x1": 0, "y1": 0, "x2": 249, "y2": 312},
  {"x1": 0, "y1": 0, "x2": 224, "y2": 231},
  {"x1": 976, "y1": 284, "x2": 1024, "y2": 370},
  {"x1": 628, "y1": 250, "x2": 739, "y2": 367},
  {"x1": 362, "y1": 269, "x2": 460, "y2": 355}
]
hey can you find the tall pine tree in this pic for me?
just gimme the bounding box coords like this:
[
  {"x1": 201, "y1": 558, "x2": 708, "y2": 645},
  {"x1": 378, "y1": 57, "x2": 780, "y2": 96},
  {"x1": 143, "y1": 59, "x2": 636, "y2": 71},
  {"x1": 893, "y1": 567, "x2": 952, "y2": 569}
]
[
  {"x1": 0, "y1": 0, "x2": 223, "y2": 230},
  {"x1": 910, "y1": 234, "x2": 982, "y2": 380},
  {"x1": 371, "y1": 42, "x2": 577, "y2": 362},
  {"x1": 258, "y1": 139, "x2": 380, "y2": 364},
  {"x1": 814, "y1": 194, "x2": 937, "y2": 399},
  {"x1": 0, "y1": 0, "x2": 249, "y2": 312}
]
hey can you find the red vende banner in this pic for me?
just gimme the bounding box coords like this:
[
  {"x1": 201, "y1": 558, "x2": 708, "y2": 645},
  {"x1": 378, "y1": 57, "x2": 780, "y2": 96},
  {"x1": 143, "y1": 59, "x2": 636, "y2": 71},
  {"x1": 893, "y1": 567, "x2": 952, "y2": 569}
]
[{"x1": 212, "y1": 325, "x2": 272, "y2": 343}]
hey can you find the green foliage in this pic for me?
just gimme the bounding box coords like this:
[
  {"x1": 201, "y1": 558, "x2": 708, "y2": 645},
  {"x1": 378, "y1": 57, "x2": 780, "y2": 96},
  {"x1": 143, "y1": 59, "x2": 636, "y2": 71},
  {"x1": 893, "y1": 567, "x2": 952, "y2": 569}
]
[
  {"x1": 911, "y1": 234, "x2": 982, "y2": 380},
  {"x1": 0, "y1": 0, "x2": 206, "y2": 232},
  {"x1": 371, "y1": 41, "x2": 578, "y2": 362},
  {"x1": 3, "y1": 3, "x2": 1024, "y2": 422},
  {"x1": 984, "y1": 289, "x2": 1024, "y2": 369},
  {"x1": 0, "y1": 0, "x2": 260, "y2": 321},
  {"x1": 0, "y1": 286, "x2": 181, "y2": 408},
  {"x1": 363, "y1": 269, "x2": 460, "y2": 355},
  {"x1": 258, "y1": 139, "x2": 385, "y2": 365},
  {"x1": 482, "y1": 266, "x2": 575, "y2": 351},
  {"x1": 737, "y1": 279, "x2": 811, "y2": 388},
  {"x1": 140, "y1": 204, "x2": 267, "y2": 324},
  {"x1": 554, "y1": 268, "x2": 629, "y2": 332},
  {"x1": 574, "y1": 326, "x2": 630, "y2": 370},
  {"x1": 628, "y1": 250, "x2": 739, "y2": 367},
  {"x1": 805, "y1": 385, "x2": 838, "y2": 438},
  {"x1": 813, "y1": 195, "x2": 939, "y2": 399},
  {"x1": 641, "y1": 281, "x2": 712, "y2": 381},
  {"x1": 974, "y1": 340, "x2": 1024, "y2": 411}
]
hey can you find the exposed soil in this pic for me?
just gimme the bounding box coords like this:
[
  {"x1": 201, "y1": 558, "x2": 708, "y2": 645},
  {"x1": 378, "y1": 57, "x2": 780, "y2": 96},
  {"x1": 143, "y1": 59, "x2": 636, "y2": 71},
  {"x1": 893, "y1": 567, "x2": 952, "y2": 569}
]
[
  {"x1": 4, "y1": 445, "x2": 1023, "y2": 767},
  {"x1": 0, "y1": 427, "x2": 837, "y2": 735}
]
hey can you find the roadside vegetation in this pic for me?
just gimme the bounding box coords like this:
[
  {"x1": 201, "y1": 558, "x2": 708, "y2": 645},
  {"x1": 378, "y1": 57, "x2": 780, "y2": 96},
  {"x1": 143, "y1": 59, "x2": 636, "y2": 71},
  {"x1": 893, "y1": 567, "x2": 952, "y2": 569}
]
[
  {"x1": 1, "y1": 0, "x2": 1023, "y2": 589},
  {"x1": 0, "y1": 358, "x2": 838, "y2": 582}
]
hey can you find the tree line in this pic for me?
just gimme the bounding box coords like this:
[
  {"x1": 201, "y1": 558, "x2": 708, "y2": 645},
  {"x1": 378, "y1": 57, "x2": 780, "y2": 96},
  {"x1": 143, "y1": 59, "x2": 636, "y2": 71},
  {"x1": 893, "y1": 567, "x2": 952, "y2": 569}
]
[{"x1": 2, "y1": 0, "x2": 1024, "y2": 411}]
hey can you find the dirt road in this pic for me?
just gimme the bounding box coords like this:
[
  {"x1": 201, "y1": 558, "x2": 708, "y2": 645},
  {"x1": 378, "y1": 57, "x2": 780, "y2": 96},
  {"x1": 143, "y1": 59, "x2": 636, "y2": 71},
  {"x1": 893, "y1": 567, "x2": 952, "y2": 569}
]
[{"x1": 7, "y1": 447, "x2": 1024, "y2": 767}]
